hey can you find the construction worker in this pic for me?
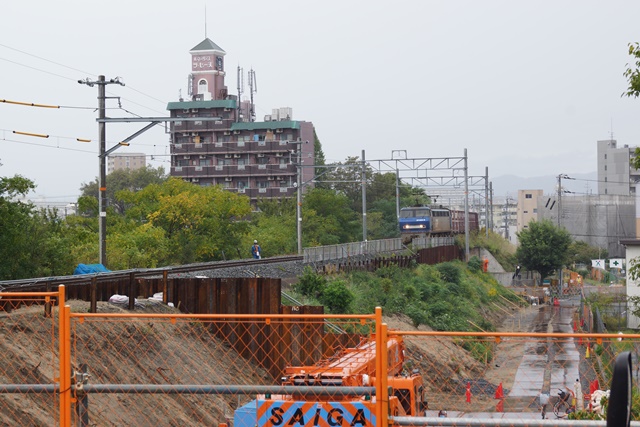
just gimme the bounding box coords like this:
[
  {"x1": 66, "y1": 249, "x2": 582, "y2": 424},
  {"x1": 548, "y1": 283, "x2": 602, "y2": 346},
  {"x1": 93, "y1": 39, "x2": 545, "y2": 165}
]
[{"x1": 251, "y1": 240, "x2": 262, "y2": 259}]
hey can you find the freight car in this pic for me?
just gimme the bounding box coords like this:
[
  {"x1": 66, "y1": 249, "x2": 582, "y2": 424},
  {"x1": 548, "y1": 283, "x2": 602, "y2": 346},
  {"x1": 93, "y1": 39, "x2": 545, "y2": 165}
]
[{"x1": 399, "y1": 206, "x2": 479, "y2": 244}]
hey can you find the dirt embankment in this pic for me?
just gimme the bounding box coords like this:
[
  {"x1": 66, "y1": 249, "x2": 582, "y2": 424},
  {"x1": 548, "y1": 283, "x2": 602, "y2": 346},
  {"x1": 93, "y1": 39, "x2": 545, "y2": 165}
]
[{"x1": 1, "y1": 298, "x2": 527, "y2": 425}]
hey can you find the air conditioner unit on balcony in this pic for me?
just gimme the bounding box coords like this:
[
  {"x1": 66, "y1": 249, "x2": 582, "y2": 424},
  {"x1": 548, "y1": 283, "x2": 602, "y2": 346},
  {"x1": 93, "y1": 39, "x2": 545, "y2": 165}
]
[
  {"x1": 191, "y1": 132, "x2": 198, "y2": 136},
  {"x1": 183, "y1": 155, "x2": 190, "y2": 159},
  {"x1": 225, "y1": 177, "x2": 233, "y2": 182},
  {"x1": 233, "y1": 130, "x2": 240, "y2": 135},
  {"x1": 275, "y1": 129, "x2": 283, "y2": 133},
  {"x1": 224, "y1": 108, "x2": 231, "y2": 112},
  {"x1": 223, "y1": 131, "x2": 231, "y2": 135},
  {"x1": 192, "y1": 178, "x2": 199, "y2": 182},
  {"x1": 233, "y1": 154, "x2": 241, "y2": 158},
  {"x1": 191, "y1": 109, "x2": 198, "y2": 113},
  {"x1": 267, "y1": 176, "x2": 274, "y2": 181},
  {"x1": 183, "y1": 109, "x2": 189, "y2": 113},
  {"x1": 224, "y1": 154, "x2": 232, "y2": 159},
  {"x1": 182, "y1": 133, "x2": 189, "y2": 136},
  {"x1": 257, "y1": 153, "x2": 265, "y2": 158},
  {"x1": 199, "y1": 155, "x2": 207, "y2": 159},
  {"x1": 275, "y1": 153, "x2": 283, "y2": 157}
]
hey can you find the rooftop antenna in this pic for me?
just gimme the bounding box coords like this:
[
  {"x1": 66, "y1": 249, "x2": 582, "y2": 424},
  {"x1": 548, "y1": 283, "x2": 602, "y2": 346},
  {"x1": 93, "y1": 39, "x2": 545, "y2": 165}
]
[
  {"x1": 204, "y1": 3, "x2": 207, "y2": 38},
  {"x1": 610, "y1": 118, "x2": 614, "y2": 140},
  {"x1": 237, "y1": 65, "x2": 244, "y2": 122},
  {"x1": 248, "y1": 68, "x2": 257, "y2": 122}
]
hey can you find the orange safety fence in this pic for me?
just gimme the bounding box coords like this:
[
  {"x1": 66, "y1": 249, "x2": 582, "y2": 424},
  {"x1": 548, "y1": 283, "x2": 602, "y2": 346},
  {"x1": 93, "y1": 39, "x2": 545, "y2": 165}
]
[
  {"x1": 0, "y1": 289, "x2": 64, "y2": 426},
  {"x1": 2, "y1": 288, "x2": 640, "y2": 427}
]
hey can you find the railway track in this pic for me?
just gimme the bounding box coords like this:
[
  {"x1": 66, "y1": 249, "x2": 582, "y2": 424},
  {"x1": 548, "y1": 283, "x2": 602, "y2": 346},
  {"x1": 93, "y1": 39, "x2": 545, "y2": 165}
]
[{"x1": 0, "y1": 255, "x2": 303, "y2": 291}]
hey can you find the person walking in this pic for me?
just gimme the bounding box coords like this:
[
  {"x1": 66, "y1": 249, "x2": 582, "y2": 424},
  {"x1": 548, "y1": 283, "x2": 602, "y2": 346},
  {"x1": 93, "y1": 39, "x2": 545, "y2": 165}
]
[{"x1": 251, "y1": 240, "x2": 262, "y2": 259}]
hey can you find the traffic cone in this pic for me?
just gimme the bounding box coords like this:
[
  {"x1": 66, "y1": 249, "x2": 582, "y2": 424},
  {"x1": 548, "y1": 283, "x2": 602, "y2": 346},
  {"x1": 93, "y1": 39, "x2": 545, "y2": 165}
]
[
  {"x1": 496, "y1": 399, "x2": 504, "y2": 412},
  {"x1": 466, "y1": 382, "x2": 471, "y2": 403},
  {"x1": 495, "y1": 383, "x2": 504, "y2": 399},
  {"x1": 585, "y1": 346, "x2": 590, "y2": 359}
]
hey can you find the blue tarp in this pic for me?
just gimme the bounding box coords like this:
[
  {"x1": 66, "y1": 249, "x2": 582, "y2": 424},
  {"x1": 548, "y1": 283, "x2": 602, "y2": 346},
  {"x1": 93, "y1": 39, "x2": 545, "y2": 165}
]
[{"x1": 73, "y1": 263, "x2": 111, "y2": 275}]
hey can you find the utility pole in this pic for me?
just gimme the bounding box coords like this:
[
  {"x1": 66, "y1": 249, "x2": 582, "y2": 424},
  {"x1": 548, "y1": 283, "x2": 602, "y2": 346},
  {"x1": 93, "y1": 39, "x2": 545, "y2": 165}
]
[
  {"x1": 463, "y1": 148, "x2": 469, "y2": 261},
  {"x1": 361, "y1": 150, "x2": 367, "y2": 242},
  {"x1": 78, "y1": 75, "x2": 125, "y2": 267},
  {"x1": 296, "y1": 144, "x2": 303, "y2": 255},
  {"x1": 484, "y1": 166, "x2": 489, "y2": 237},
  {"x1": 557, "y1": 174, "x2": 562, "y2": 227}
]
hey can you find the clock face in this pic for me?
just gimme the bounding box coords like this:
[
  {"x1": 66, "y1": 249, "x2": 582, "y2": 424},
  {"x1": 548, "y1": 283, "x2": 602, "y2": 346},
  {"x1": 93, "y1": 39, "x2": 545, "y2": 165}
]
[{"x1": 216, "y1": 56, "x2": 223, "y2": 70}]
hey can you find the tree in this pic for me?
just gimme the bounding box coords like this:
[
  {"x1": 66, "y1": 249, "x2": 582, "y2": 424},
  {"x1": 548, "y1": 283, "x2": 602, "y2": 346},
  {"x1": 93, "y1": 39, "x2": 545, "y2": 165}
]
[
  {"x1": 80, "y1": 166, "x2": 167, "y2": 214},
  {"x1": 623, "y1": 43, "x2": 640, "y2": 170},
  {"x1": 0, "y1": 175, "x2": 77, "y2": 279},
  {"x1": 515, "y1": 220, "x2": 572, "y2": 283},
  {"x1": 567, "y1": 240, "x2": 607, "y2": 269},
  {"x1": 112, "y1": 178, "x2": 252, "y2": 267}
]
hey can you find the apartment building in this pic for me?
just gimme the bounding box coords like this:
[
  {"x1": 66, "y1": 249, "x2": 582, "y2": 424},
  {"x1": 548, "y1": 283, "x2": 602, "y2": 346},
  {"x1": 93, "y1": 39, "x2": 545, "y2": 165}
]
[
  {"x1": 168, "y1": 38, "x2": 315, "y2": 203},
  {"x1": 107, "y1": 153, "x2": 146, "y2": 174},
  {"x1": 597, "y1": 139, "x2": 640, "y2": 195}
]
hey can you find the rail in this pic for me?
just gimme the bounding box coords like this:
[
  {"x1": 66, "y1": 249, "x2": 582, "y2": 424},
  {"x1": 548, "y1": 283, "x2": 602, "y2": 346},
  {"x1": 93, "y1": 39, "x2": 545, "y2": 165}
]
[{"x1": 0, "y1": 255, "x2": 303, "y2": 290}]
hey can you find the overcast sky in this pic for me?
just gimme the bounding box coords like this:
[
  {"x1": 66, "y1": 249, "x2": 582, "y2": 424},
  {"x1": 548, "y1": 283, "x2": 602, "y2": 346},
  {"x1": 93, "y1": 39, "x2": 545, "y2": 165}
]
[{"x1": 2, "y1": 0, "x2": 640, "y2": 206}]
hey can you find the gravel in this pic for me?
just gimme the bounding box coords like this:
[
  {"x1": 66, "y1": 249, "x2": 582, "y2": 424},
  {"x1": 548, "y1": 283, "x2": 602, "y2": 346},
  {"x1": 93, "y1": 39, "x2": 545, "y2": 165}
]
[{"x1": 176, "y1": 260, "x2": 307, "y2": 279}]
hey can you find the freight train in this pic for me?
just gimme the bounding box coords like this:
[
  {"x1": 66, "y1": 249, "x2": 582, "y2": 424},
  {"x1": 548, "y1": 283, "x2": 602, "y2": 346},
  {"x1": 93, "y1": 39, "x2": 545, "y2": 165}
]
[{"x1": 398, "y1": 205, "x2": 479, "y2": 243}]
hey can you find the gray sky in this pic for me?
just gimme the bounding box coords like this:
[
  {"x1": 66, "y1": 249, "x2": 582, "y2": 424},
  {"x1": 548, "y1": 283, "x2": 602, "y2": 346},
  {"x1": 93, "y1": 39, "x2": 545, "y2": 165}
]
[{"x1": 1, "y1": 0, "x2": 639, "y2": 206}]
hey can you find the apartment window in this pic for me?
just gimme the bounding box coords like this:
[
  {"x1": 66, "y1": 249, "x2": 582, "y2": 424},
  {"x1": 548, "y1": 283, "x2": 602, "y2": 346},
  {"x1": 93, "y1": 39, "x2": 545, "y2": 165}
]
[
  {"x1": 525, "y1": 194, "x2": 532, "y2": 199},
  {"x1": 604, "y1": 154, "x2": 607, "y2": 159},
  {"x1": 257, "y1": 156, "x2": 268, "y2": 165},
  {"x1": 533, "y1": 208, "x2": 537, "y2": 213},
  {"x1": 604, "y1": 165, "x2": 607, "y2": 171},
  {"x1": 524, "y1": 210, "x2": 528, "y2": 214}
]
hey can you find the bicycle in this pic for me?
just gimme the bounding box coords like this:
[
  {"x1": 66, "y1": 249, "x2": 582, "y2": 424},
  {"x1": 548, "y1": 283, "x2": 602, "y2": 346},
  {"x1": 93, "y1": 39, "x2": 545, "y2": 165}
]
[{"x1": 553, "y1": 388, "x2": 576, "y2": 418}]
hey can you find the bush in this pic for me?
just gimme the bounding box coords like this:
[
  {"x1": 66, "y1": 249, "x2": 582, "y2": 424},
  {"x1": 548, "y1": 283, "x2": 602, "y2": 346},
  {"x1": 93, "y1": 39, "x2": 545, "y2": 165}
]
[
  {"x1": 294, "y1": 266, "x2": 327, "y2": 297},
  {"x1": 405, "y1": 303, "x2": 428, "y2": 328},
  {"x1": 436, "y1": 262, "x2": 462, "y2": 285},
  {"x1": 319, "y1": 280, "x2": 354, "y2": 313},
  {"x1": 467, "y1": 256, "x2": 483, "y2": 273}
]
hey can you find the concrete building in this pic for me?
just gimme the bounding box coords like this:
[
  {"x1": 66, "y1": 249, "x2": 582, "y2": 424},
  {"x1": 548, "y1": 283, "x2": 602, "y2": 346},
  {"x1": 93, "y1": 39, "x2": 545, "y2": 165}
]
[
  {"x1": 167, "y1": 38, "x2": 315, "y2": 203},
  {"x1": 597, "y1": 139, "x2": 640, "y2": 195},
  {"x1": 517, "y1": 189, "x2": 543, "y2": 233},
  {"x1": 536, "y1": 194, "x2": 636, "y2": 257},
  {"x1": 107, "y1": 153, "x2": 146, "y2": 174}
]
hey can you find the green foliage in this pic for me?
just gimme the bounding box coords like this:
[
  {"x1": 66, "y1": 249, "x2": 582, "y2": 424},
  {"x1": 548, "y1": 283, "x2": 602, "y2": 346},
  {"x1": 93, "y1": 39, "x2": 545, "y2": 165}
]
[
  {"x1": 405, "y1": 303, "x2": 429, "y2": 328},
  {"x1": 567, "y1": 240, "x2": 607, "y2": 269},
  {"x1": 468, "y1": 230, "x2": 517, "y2": 271},
  {"x1": 467, "y1": 256, "x2": 483, "y2": 273},
  {"x1": 516, "y1": 219, "x2": 572, "y2": 283},
  {"x1": 319, "y1": 280, "x2": 354, "y2": 313},
  {"x1": 294, "y1": 267, "x2": 327, "y2": 298},
  {"x1": 80, "y1": 166, "x2": 167, "y2": 214},
  {"x1": 435, "y1": 262, "x2": 462, "y2": 285},
  {"x1": 0, "y1": 175, "x2": 77, "y2": 279}
]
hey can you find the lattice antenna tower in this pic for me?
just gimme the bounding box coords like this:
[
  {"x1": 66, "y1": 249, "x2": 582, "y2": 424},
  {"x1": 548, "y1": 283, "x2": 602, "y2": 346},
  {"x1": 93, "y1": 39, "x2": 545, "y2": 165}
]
[
  {"x1": 248, "y1": 68, "x2": 257, "y2": 122},
  {"x1": 237, "y1": 66, "x2": 244, "y2": 122}
]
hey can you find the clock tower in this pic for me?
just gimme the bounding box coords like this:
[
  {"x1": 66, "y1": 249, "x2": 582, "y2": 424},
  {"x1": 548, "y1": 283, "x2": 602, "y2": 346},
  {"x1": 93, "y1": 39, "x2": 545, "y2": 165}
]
[{"x1": 189, "y1": 38, "x2": 227, "y2": 101}]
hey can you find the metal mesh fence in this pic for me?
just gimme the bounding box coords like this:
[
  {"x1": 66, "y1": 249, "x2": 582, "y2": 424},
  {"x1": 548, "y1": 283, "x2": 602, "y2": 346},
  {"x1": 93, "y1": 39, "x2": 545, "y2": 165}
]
[
  {"x1": 68, "y1": 308, "x2": 376, "y2": 426},
  {"x1": 0, "y1": 292, "x2": 60, "y2": 426},
  {"x1": 3, "y1": 290, "x2": 640, "y2": 427}
]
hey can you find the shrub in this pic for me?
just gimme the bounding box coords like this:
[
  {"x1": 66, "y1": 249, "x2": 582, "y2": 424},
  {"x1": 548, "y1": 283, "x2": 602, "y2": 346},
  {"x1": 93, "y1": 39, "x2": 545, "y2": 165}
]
[
  {"x1": 436, "y1": 262, "x2": 462, "y2": 285},
  {"x1": 405, "y1": 303, "x2": 428, "y2": 328},
  {"x1": 467, "y1": 256, "x2": 483, "y2": 273},
  {"x1": 320, "y1": 280, "x2": 354, "y2": 313},
  {"x1": 294, "y1": 266, "x2": 327, "y2": 297}
]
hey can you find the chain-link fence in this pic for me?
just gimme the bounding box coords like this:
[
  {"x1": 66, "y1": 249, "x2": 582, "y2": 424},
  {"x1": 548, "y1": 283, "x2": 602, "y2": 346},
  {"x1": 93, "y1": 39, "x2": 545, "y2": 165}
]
[
  {"x1": 0, "y1": 290, "x2": 62, "y2": 426},
  {"x1": 2, "y1": 289, "x2": 640, "y2": 427}
]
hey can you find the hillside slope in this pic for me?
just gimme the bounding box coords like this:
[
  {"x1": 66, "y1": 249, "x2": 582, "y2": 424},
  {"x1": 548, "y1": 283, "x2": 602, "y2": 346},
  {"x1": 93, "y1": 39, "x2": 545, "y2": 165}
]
[{"x1": 1, "y1": 295, "x2": 528, "y2": 425}]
